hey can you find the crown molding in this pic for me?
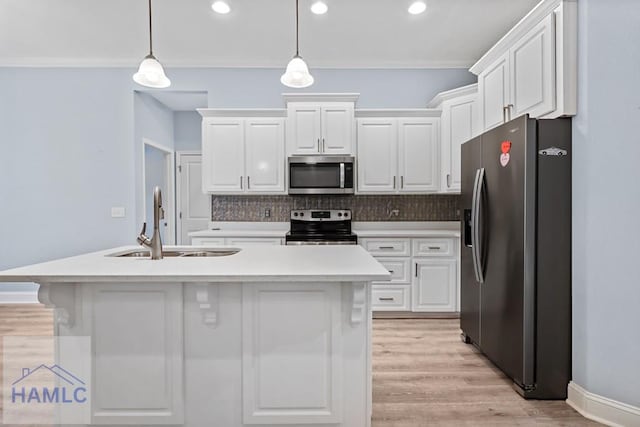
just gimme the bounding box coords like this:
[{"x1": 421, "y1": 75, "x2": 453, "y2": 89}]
[
  {"x1": 282, "y1": 93, "x2": 360, "y2": 104},
  {"x1": 426, "y1": 83, "x2": 478, "y2": 108},
  {"x1": 197, "y1": 108, "x2": 286, "y2": 118},
  {"x1": 469, "y1": 0, "x2": 573, "y2": 75},
  {"x1": 355, "y1": 109, "x2": 441, "y2": 118}
]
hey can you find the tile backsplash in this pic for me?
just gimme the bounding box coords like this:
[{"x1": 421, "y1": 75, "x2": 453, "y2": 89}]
[{"x1": 211, "y1": 194, "x2": 460, "y2": 222}]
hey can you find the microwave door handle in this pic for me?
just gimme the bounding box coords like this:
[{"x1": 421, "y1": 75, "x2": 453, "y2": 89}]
[{"x1": 339, "y1": 163, "x2": 345, "y2": 188}]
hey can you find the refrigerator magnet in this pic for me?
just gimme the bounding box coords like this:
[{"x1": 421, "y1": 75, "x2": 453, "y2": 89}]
[
  {"x1": 500, "y1": 152, "x2": 510, "y2": 167},
  {"x1": 501, "y1": 141, "x2": 512, "y2": 153}
]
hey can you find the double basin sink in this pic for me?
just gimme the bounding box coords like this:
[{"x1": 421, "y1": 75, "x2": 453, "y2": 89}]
[{"x1": 108, "y1": 248, "x2": 241, "y2": 258}]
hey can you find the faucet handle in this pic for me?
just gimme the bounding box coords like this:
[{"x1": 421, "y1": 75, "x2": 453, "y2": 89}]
[
  {"x1": 160, "y1": 207, "x2": 165, "y2": 220},
  {"x1": 139, "y1": 222, "x2": 147, "y2": 235}
]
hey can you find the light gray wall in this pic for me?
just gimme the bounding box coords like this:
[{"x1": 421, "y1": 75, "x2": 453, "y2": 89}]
[
  {"x1": 572, "y1": 0, "x2": 640, "y2": 407},
  {"x1": 174, "y1": 111, "x2": 202, "y2": 151},
  {"x1": 0, "y1": 67, "x2": 474, "y2": 294}
]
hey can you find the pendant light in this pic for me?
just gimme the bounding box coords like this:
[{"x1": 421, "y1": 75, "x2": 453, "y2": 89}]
[
  {"x1": 281, "y1": 0, "x2": 314, "y2": 88},
  {"x1": 133, "y1": 0, "x2": 171, "y2": 88}
]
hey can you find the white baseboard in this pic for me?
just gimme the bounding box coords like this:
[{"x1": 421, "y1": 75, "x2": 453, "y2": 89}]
[
  {"x1": 567, "y1": 381, "x2": 640, "y2": 427},
  {"x1": 0, "y1": 291, "x2": 39, "y2": 304}
]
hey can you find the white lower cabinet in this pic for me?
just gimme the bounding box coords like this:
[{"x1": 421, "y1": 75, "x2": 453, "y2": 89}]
[
  {"x1": 412, "y1": 259, "x2": 457, "y2": 312},
  {"x1": 191, "y1": 236, "x2": 283, "y2": 246},
  {"x1": 371, "y1": 284, "x2": 411, "y2": 311},
  {"x1": 362, "y1": 235, "x2": 459, "y2": 313}
]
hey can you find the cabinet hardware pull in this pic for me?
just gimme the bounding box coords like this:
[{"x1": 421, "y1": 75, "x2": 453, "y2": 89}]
[
  {"x1": 446, "y1": 173, "x2": 451, "y2": 188},
  {"x1": 428, "y1": 246, "x2": 441, "y2": 250},
  {"x1": 317, "y1": 138, "x2": 321, "y2": 152},
  {"x1": 247, "y1": 176, "x2": 250, "y2": 189},
  {"x1": 507, "y1": 104, "x2": 514, "y2": 121},
  {"x1": 393, "y1": 176, "x2": 396, "y2": 189},
  {"x1": 388, "y1": 270, "x2": 395, "y2": 273},
  {"x1": 378, "y1": 297, "x2": 394, "y2": 301},
  {"x1": 378, "y1": 246, "x2": 395, "y2": 250},
  {"x1": 503, "y1": 105, "x2": 509, "y2": 123},
  {"x1": 322, "y1": 138, "x2": 325, "y2": 152},
  {"x1": 415, "y1": 263, "x2": 418, "y2": 277},
  {"x1": 240, "y1": 176, "x2": 243, "y2": 189},
  {"x1": 401, "y1": 176, "x2": 404, "y2": 188}
]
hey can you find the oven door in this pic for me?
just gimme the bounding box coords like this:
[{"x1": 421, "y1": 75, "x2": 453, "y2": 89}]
[{"x1": 288, "y1": 156, "x2": 354, "y2": 195}]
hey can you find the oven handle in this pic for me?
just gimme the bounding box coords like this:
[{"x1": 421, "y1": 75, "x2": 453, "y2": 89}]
[{"x1": 339, "y1": 163, "x2": 345, "y2": 189}]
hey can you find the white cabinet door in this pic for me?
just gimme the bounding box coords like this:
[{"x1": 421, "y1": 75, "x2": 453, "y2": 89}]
[
  {"x1": 202, "y1": 118, "x2": 245, "y2": 193},
  {"x1": 398, "y1": 118, "x2": 439, "y2": 192},
  {"x1": 479, "y1": 51, "x2": 510, "y2": 132},
  {"x1": 245, "y1": 118, "x2": 285, "y2": 193},
  {"x1": 356, "y1": 118, "x2": 398, "y2": 193},
  {"x1": 510, "y1": 13, "x2": 556, "y2": 118},
  {"x1": 412, "y1": 259, "x2": 457, "y2": 312},
  {"x1": 321, "y1": 104, "x2": 354, "y2": 154},
  {"x1": 441, "y1": 94, "x2": 477, "y2": 192},
  {"x1": 287, "y1": 105, "x2": 321, "y2": 154}
]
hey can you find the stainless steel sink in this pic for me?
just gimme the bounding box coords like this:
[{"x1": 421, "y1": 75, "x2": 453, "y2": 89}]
[{"x1": 108, "y1": 248, "x2": 241, "y2": 258}]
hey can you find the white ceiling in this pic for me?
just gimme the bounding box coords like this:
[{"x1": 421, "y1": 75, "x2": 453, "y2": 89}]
[{"x1": 0, "y1": 0, "x2": 539, "y2": 68}]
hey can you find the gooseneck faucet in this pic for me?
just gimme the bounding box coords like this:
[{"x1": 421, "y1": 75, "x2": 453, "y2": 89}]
[{"x1": 137, "y1": 186, "x2": 164, "y2": 260}]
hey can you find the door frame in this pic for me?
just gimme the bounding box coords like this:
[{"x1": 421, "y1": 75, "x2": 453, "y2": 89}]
[
  {"x1": 175, "y1": 151, "x2": 209, "y2": 244},
  {"x1": 142, "y1": 138, "x2": 176, "y2": 245}
]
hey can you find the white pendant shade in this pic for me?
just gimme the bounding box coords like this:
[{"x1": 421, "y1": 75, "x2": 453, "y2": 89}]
[
  {"x1": 133, "y1": 54, "x2": 171, "y2": 88},
  {"x1": 281, "y1": 56, "x2": 314, "y2": 88}
]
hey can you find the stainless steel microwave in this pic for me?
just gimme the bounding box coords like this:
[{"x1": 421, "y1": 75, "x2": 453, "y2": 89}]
[{"x1": 288, "y1": 156, "x2": 355, "y2": 195}]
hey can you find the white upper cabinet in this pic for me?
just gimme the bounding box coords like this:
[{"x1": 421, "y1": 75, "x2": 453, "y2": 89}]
[
  {"x1": 200, "y1": 111, "x2": 286, "y2": 195},
  {"x1": 356, "y1": 112, "x2": 441, "y2": 195},
  {"x1": 357, "y1": 118, "x2": 398, "y2": 193},
  {"x1": 202, "y1": 118, "x2": 245, "y2": 193},
  {"x1": 284, "y1": 95, "x2": 358, "y2": 155},
  {"x1": 479, "y1": 52, "x2": 510, "y2": 131},
  {"x1": 321, "y1": 104, "x2": 354, "y2": 154},
  {"x1": 471, "y1": 0, "x2": 576, "y2": 131},
  {"x1": 287, "y1": 106, "x2": 322, "y2": 154},
  {"x1": 429, "y1": 84, "x2": 479, "y2": 193},
  {"x1": 245, "y1": 118, "x2": 286, "y2": 193},
  {"x1": 398, "y1": 118, "x2": 439, "y2": 193},
  {"x1": 509, "y1": 13, "x2": 556, "y2": 119}
]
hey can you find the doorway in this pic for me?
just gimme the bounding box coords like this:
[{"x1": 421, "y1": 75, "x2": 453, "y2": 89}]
[
  {"x1": 142, "y1": 138, "x2": 175, "y2": 245},
  {"x1": 176, "y1": 152, "x2": 210, "y2": 244}
]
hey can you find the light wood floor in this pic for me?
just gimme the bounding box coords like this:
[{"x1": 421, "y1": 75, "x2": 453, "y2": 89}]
[{"x1": 0, "y1": 305, "x2": 598, "y2": 426}]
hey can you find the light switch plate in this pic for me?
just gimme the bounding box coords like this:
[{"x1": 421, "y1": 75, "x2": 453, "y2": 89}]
[{"x1": 111, "y1": 207, "x2": 126, "y2": 218}]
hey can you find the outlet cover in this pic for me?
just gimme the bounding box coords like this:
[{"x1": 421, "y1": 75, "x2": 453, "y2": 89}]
[{"x1": 111, "y1": 207, "x2": 126, "y2": 218}]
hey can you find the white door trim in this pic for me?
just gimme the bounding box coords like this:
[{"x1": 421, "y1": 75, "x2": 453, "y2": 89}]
[
  {"x1": 142, "y1": 138, "x2": 176, "y2": 245},
  {"x1": 567, "y1": 381, "x2": 640, "y2": 427}
]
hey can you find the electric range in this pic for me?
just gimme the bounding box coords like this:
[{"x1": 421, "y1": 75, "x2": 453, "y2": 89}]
[{"x1": 285, "y1": 209, "x2": 357, "y2": 245}]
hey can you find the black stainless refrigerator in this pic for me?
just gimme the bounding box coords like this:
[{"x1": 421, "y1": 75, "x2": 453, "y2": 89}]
[{"x1": 460, "y1": 114, "x2": 571, "y2": 399}]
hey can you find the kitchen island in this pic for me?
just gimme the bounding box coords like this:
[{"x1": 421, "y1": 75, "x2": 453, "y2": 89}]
[{"x1": 0, "y1": 245, "x2": 389, "y2": 427}]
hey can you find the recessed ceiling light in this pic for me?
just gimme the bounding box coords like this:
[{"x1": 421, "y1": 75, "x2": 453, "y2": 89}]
[
  {"x1": 310, "y1": 1, "x2": 328, "y2": 15},
  {"x1": 211, "y1": 1, "x2": 230, "y2": 14},
  {"x1": 408, "y1": 1, "x2": 427, "y2": 15}
]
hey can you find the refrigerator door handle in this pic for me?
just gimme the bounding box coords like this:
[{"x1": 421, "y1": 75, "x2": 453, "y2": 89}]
[
  {"x1": 473, "y1": 167, "x2": 486, "y2": 284},
  {"x1": 471, "y1": 168, "x2": 482, "y2": 283}
]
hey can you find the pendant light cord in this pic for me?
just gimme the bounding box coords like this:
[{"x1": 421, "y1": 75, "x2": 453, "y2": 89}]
[
  {"x1": 295, "y1": 0, "x2": 299, "y2": 57},
  {"x1": 148, "y1": 0, "x2": 154, "y2": 55}
]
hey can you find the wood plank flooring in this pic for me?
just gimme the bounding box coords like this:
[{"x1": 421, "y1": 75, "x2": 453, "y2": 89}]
[{"x1": 0, "y1": 305, "x2": 598, "y2": 426}]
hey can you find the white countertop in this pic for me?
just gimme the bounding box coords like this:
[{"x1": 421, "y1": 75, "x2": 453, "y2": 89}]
[
  {"x1": 353, "y1": 221, "x2": 460, "y2": 238},
  {"x1": 0, "y1": 245, "x2": 391, "y2": 284},
  {"x1": 189, "y1": 221, "x2": 460, "y2": 238}
]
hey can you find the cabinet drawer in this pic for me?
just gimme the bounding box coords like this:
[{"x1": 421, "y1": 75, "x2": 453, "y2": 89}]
[
  {"x1": 372, "y1": 285, "x2": 411, "y2": 311},
  {"x1": 375, "y1": 257, "x2": 410, "y2": 283},
  {"x1": 360, "y1": 238, "x2": 411, "y2": 256},
  {"x1": 412, "y1": 238, "x2": 455, "y2": 257},
  {"x1": 192, "y1": 237, "x2": 225, "y2": 246}
]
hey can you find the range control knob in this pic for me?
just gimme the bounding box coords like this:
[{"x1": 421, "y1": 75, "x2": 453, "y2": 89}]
[
  {"x1": 300, "y1": 212, "x2": 304, "y2": 217},
  {"x1": 337, "y1": 212, "x2": 343, "y2": 217},
  {"x1": 293, "y1": 212, "x2": 299, "y2": 217}
]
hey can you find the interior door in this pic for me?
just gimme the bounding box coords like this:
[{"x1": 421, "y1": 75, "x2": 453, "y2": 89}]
[
  {"x1": 177, "y1": 153, "x2": 210, "y2": 245},
  {"x1": 460, "y1": 136, "x2": 481, "y2": 343},
  {"x1": 478, "y1": 115, "x2": 535, "y2": 387}
]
